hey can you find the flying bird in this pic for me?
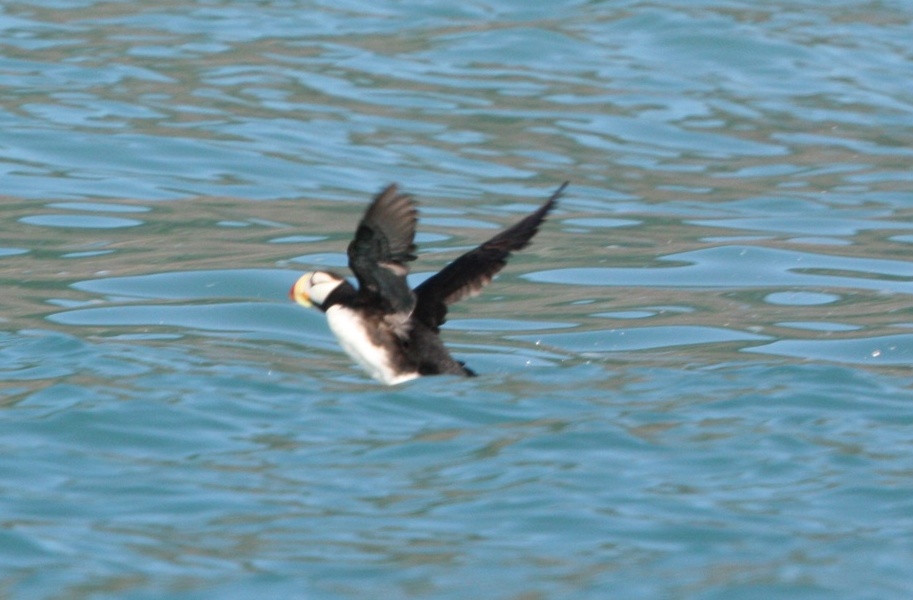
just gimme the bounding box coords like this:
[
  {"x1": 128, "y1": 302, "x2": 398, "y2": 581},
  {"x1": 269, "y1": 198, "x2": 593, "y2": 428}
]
[{"x1": 290, "y1": 182, "x2": 567, "y2": 384}]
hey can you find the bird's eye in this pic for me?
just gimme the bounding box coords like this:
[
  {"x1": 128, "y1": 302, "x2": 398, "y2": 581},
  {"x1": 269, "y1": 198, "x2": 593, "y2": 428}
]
[{"x1": 309, "y1": 271, "x2": 337, "y2": 288}]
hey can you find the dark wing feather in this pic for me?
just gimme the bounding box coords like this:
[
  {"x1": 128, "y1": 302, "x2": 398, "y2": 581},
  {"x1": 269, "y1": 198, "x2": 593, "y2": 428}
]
[
  {"x1": 413, "y1": 182, "x2": 567, "y2": 331},
  {"x1": 347, "y1": 184, "x2": 418, "y2": 313}
]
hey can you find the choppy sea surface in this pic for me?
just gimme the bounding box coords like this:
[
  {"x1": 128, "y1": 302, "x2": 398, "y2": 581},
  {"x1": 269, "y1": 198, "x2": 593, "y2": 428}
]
[{"x1": 3, "y1": 1, "x2": 913, "y2": 598}]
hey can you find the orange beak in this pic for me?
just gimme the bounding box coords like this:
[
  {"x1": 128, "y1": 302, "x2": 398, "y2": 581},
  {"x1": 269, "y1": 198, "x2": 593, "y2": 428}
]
[{"x1": 289, "y1": 276, "x2": 314, "y2": 308}]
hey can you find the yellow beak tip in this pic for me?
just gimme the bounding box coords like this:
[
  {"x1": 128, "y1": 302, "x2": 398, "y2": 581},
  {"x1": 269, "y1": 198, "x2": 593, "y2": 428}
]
[{"x1": 289, "y1": 279, "x2": 313, "y2": 308}]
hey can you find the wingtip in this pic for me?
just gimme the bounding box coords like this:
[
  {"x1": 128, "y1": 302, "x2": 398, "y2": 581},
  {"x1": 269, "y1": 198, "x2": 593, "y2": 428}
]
[
  {"x1": 537, "y1": 180, "x2": 568, "y2": 217},
  {"x1": 370, "y1": 182, "x2": 418, "y2": 225},
  {"x1": 375, "y1": 182, "x2": 411, "y2": 206},
  {"x1": 551, "y1": 181, "x2": 570, "y2": 202}
]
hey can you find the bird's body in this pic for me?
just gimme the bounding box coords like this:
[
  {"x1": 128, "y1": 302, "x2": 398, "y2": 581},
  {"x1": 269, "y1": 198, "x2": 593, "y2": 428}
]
[
  {"x1": 324, "y1": 305, "x2": 420, "y2": 385},
  {"x1": 291, "y1": 182, "x2": 567, "y2": 384}
]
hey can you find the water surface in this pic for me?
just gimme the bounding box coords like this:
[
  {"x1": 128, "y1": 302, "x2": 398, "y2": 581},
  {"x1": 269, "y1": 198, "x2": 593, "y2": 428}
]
[{"x1": 2, "y1": 1, "x2": 913, "y2": 598}]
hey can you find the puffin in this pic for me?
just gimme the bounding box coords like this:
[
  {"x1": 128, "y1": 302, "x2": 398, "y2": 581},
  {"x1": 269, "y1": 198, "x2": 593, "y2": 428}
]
[{"x1": 290, "y1": 182, "x2": 567, "y2": 384}]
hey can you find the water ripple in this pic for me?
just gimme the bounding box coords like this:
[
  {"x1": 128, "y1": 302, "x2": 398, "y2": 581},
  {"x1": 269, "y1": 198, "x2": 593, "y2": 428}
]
[{"x1": 528, "y1": 245, "x2": 913, "y2": 296}]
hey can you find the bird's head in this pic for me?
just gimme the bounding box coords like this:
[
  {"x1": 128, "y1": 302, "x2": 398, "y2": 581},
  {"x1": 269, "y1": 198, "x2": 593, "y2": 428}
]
[{"x1": 289, "y1": 271, "x2": 346, "y2": 311}]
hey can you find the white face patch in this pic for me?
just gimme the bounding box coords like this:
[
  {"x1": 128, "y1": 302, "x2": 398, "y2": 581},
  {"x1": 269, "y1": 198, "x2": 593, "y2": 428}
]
[
  {"x1": 292, "y1": 271, "x2": 344, "y2": 308},
  {"x1": 325, "y1": 305, "x2": 419, "y2": 385}
]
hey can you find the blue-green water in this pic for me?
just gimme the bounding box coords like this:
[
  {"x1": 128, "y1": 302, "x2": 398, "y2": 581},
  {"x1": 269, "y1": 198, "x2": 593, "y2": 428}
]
[{"x1": 3, "y1": 1, "x2": 913, "y2": 598}]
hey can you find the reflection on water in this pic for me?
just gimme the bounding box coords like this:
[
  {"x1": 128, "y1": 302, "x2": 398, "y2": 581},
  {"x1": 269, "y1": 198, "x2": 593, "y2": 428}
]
[{"x1": 2, "y1": 0, "x2": 913, "y2": 598}]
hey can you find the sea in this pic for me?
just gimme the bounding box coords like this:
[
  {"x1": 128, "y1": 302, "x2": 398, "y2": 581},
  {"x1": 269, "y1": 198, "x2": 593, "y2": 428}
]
[{"x1": 2, "y1": 1, "x2": 912, "y2": 598}]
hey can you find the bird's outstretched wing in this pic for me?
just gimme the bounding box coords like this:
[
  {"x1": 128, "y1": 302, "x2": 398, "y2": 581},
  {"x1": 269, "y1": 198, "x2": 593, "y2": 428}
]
[
  {"x1": 347, "y1": 184, "x2": 418, "y2": 313},
  {"x1": 413, "y1": 182, "x2": 567, "y2": 331}
]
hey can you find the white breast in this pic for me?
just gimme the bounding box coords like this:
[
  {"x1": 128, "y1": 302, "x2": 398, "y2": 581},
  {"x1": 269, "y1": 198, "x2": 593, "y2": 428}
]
[{"x1": 324, "y1": 305, "x2": 419, "y2": 385}]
